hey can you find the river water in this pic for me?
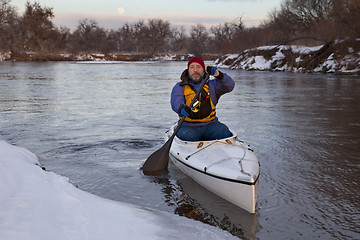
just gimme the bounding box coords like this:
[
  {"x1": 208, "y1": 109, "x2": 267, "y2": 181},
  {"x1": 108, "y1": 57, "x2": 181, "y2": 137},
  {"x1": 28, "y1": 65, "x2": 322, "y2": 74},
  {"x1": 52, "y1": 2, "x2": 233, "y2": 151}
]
[{"x1": 1, "y1": 61, "x2": 359, "y2": 240}]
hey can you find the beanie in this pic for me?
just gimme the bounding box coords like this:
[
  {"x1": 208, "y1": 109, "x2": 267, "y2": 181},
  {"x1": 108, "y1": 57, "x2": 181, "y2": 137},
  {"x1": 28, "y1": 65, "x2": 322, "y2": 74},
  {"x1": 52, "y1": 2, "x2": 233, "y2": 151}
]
[{"x1": 187, "y1": 57, "x2": 205, "y2": 70}]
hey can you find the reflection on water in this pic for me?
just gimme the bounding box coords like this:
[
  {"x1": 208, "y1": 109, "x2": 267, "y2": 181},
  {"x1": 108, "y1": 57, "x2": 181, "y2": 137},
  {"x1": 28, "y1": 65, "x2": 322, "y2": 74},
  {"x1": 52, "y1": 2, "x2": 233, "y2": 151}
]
[
  {"x1": 1, "y1": 62, "x2": 359, "y2": 239},
  {"x1": 152, "y1": 163, "x2": 258, "y2": 239}
]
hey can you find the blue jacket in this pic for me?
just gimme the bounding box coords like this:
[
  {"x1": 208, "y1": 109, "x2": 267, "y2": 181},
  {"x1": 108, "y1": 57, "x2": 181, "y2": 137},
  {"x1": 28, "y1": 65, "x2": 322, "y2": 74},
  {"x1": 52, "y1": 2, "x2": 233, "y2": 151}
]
[{"x1": 170, "y1": 69, "x2": 235, "y2": 126}]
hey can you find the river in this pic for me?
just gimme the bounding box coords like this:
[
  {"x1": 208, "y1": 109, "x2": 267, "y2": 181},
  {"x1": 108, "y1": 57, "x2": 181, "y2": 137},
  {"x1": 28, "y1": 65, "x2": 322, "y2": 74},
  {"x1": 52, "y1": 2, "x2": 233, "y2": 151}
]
[{"x1": 1, "y1": 61, "x2": 359, "y2": 240}]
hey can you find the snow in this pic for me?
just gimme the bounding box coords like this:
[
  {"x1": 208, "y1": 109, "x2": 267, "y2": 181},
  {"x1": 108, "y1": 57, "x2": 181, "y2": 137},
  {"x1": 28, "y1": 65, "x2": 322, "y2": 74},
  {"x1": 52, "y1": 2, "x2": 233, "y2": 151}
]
[
  {"x1": 0, "y1": 52, "x2": 10, "y2": 61},
  {"x1": 0, "y1": 140, "x2": 238, "y2": 240},
  {"x1": 289, "y1": 45, "x2": 322, "y2": 54},
  {"x1": 257, "y1": 45, "x2": 276, "y2": 51},
  {"x1": 251, "y1": 56, "x2": 271, "y2": 70},
  {"x1": 314, "y1": 53, "x2": 337, "y2": 73},
  {"x1": 215, "y1": 54, "x2": 240, "y2": 68},
  {"x1": 216, "y1": 42, "x2": 360, "y2": 74}
]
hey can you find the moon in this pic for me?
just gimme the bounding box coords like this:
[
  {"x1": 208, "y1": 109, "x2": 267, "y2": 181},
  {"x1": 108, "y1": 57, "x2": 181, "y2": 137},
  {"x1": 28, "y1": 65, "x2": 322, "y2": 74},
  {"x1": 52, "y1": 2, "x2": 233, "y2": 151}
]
[{"x1": 117, "y1": 7, "x2": 125, "y2": 15}]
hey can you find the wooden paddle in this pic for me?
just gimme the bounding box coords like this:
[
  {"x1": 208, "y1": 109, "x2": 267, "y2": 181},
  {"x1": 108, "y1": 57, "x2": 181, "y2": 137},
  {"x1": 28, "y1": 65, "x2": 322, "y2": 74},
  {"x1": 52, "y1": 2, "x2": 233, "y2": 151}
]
[{"x1": 142, "y1": 72, "x2": 210, "y2": 175}]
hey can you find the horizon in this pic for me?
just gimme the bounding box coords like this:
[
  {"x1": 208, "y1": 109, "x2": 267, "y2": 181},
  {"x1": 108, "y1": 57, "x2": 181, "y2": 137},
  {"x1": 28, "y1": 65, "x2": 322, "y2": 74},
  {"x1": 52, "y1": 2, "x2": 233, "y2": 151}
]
[{"x1": 11, "y1": 0, "x2": 283, "y2": 30}]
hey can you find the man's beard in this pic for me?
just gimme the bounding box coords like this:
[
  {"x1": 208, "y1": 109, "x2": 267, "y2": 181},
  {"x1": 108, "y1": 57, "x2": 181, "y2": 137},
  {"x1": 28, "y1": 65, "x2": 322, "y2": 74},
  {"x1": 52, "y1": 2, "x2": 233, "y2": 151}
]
[{"x1": 190, "y1": 73, "x2": 202, "y2": 82}]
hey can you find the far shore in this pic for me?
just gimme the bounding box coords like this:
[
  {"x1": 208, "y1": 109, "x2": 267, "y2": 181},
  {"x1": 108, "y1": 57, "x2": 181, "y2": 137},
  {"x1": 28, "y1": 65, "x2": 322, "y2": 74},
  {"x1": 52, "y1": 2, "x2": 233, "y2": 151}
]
[{"x1": 1, "y1": 39, "x2": 359, "y2": 75}]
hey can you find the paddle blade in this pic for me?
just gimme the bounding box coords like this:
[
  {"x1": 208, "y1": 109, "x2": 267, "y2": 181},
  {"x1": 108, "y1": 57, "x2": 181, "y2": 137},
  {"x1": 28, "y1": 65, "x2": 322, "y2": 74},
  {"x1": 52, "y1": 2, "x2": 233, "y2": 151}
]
[{"x1": 141, "y1": 137, "x2": 173, "y2": 176}]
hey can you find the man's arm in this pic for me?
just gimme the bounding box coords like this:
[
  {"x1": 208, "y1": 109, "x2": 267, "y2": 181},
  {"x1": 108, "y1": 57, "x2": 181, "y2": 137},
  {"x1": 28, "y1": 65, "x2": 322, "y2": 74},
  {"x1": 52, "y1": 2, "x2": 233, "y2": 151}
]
[{"x1": 170, "y1": 83, "x2": 185, "y2": 114}]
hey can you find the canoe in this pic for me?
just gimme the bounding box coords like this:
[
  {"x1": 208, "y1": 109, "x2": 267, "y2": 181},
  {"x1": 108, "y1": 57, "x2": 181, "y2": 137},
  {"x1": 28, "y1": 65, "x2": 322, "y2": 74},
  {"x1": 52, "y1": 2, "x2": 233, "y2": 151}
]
[{"x1": 165, "y1": 124, "x2": 260, "y2": 213}]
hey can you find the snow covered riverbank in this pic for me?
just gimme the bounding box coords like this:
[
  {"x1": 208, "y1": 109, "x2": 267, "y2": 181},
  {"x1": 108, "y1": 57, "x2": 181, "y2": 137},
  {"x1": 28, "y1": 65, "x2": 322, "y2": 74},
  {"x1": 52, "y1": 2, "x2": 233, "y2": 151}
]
[
  {"x1": 0, "y1": 141, "x2": 237, "y2": 240},
  {"x1": 215, "y1": 39, "x2": 360, "y2": 75}
]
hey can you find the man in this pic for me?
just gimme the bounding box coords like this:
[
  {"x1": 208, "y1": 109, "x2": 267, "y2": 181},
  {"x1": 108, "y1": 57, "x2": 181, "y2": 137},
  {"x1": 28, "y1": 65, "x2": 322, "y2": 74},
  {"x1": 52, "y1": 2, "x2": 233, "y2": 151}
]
[{"x1": 170, "y1": 57, "x2": 235, "y2": 141}]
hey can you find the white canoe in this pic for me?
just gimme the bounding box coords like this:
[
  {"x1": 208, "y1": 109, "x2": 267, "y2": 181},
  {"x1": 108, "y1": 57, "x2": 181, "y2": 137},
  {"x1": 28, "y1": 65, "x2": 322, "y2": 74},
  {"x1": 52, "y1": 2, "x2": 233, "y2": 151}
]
[{"x1": 165, "y1": 124, "x2": 260, "y2": 213}]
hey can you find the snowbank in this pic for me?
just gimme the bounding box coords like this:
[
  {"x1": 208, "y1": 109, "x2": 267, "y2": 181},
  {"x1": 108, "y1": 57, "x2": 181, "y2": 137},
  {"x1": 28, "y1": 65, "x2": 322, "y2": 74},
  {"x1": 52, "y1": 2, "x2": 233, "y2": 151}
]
[
  {"x1": 0, "y1": 52, "x2": 11, "y2": 61},
  {"x1": 215, "y1": 39, "x2": 360, "y2": 75},
  {"x1": 0, "y1": 140, "x2": 237, "y2": 240}
]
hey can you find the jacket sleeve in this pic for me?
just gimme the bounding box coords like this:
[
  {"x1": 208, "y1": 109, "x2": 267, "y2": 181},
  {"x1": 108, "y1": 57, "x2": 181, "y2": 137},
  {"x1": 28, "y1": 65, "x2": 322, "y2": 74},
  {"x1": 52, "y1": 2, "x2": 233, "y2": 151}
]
[
  {"x1": 170, "y1": 82, "x2": 185, "y2": 114},
  {"x1": 212, "y1": 72, "x2": 235, "y2": 102}
]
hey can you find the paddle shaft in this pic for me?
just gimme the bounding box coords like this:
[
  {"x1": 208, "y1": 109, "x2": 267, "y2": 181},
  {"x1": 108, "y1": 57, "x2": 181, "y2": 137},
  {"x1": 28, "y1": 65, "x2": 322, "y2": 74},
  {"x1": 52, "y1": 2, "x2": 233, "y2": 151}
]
[{"x1": 142, "y1": 73, "x2": 210, "y2": 175}]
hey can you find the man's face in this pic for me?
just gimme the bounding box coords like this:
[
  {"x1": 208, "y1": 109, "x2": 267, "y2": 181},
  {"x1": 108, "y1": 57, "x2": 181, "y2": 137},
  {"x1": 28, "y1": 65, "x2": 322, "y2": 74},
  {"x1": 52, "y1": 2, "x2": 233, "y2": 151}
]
[{"x1": 188, "y1": 62, "x2": 204, "y2": 82}]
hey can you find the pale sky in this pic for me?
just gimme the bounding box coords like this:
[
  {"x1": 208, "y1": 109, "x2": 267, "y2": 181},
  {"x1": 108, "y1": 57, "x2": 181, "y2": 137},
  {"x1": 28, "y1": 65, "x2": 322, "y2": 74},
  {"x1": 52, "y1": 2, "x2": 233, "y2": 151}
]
[{"x1": 11, "y1": 0, "x2": 283, "y2": 30}]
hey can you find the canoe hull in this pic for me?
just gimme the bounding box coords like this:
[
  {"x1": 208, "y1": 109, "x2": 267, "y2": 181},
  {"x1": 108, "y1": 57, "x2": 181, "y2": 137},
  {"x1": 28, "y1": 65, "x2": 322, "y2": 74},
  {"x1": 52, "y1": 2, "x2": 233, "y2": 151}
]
[
  {"x1": 170, "y1": 153, "x2": 259, "y2": 213},
  {"x1": 166, "y1": 126, "x2": 260, "y2": 213}
]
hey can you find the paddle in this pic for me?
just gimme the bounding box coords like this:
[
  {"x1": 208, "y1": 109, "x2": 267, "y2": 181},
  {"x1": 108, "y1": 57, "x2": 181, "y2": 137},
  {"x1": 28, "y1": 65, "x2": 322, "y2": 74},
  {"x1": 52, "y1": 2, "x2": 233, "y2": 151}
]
[{"x1": 142, "y1": 72, "x2": 210, "y2": 175}]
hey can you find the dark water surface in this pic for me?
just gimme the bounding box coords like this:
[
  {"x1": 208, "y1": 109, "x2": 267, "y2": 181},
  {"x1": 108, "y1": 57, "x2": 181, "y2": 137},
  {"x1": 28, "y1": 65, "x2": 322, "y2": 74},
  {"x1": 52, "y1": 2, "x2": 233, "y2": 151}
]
[{"x1": 1, "y1": 61, "x2": 359, "y2": 239}]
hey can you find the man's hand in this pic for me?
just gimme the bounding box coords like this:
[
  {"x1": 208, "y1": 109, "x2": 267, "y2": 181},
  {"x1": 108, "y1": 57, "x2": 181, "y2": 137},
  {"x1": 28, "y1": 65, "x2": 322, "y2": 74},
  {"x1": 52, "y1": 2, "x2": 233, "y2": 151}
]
[
  {"x1": 206, "y1": 66, "x2": 223, "y2": 79},
  {"x1": 178, "y1": 104, "x2": 191, "y2": 117}
]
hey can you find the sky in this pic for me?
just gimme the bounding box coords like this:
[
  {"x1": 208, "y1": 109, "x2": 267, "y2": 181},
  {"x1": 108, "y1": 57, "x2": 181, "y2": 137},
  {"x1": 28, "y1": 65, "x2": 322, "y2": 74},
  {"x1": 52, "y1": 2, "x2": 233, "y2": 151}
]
[{"x1": 11, "y1": 0, "x2": 283, "y2": 30}]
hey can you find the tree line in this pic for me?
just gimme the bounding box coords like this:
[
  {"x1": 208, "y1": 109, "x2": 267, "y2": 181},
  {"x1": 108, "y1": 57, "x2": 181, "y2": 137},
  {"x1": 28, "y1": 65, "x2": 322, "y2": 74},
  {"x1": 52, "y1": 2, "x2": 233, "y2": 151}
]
[{"x1": 0, "y1": 0, "x2": 359, "y2": 59}]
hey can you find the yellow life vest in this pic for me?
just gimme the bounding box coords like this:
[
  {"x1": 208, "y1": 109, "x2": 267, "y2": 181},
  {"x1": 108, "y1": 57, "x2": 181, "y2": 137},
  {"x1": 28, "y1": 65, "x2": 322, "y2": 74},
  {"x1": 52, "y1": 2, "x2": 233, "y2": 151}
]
[{"x1": 183, "y1": 84, "x2": 216, "y2": 123}]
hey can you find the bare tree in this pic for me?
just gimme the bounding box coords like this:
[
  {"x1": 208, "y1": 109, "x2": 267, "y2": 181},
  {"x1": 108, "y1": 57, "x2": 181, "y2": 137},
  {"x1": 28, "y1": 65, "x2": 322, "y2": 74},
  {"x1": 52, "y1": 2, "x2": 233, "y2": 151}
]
[
  {"x1": 171, "y1": 26, "x2": 188, "y2": 53},
  {"x1": 107, "y1": 29, "x2": 122, "y2": 52},
  {"x1": 264, "y1": 0, "x2": 357, "y2": 42},
  {"x1": 133, "y1": 20, "x2": 148, "y2": 53},
  {"x1": 55, "y1": 26, "x2": 71, "y2": 52},
  {"x1": 330, "y1": 0, "x2": 360, "y2": 38},
  {"x1": 19, "y1": 1, "x2": 57, "y2": 52},
  {"x1": 189, "y1": 24, "x2": 209, "y2": 56},
  {"x1": 210, "y1": 19, "x2": 243, "y2": 53},
  {"x1": 117, "y1": 23, "x2": 135, "y2": 52},
  {"x1": 0, "y1": 0, "x2": 19, "y2": 54},
  {"x1": 70, "y1": 19, "x2": 108, "y2": 53},
  {"x1": 146, "y1": 19, "x2": 171, "y2": 54}
]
